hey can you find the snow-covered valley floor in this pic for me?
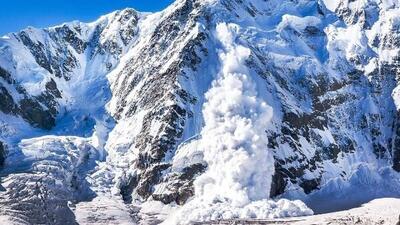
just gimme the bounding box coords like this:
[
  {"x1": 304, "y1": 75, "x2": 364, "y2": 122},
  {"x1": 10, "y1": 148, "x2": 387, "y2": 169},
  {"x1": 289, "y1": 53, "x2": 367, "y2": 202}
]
[{"x1": 195, "y1": 198, "x2": 400, "y2": 225}]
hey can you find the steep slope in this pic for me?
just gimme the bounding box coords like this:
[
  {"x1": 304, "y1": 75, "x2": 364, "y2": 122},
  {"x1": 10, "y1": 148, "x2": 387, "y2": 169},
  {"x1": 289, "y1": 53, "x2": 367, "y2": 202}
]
[
  {"x1": 0, "y1": 9, "x2": 144, "y2": 224},
  {"x1": 0, "y1": 0, "x2": 400, "y2": 224}
]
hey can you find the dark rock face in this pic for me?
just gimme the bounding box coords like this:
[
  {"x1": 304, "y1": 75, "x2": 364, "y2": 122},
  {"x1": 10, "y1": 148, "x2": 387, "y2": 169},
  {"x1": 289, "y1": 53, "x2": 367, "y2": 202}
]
[
  {"x1": 19, "y1": 98, "x2": 56, "y2": 130},
  {"x1": 0, "y1": 86, "x2": 17, "y2": 114},
  {"x1": 392, "y1": 111, "x2": 400, "y2": 172},
  {"x1": 0, "y1": 67, "x2": 18, "y2": 115},
  {"x1": 0, "y1": 66, "x2": 13, "y2": 84},
  {"x1": 18, "y1": 31, "x2": 54, "y2": 74},
  {"x1": 53, "y1": 25, "x2": 87, "y2": 54},
  {"x1": 18, "y1": 28, "x2": 80, "y2": 81},
  {"x1": 0, "y1": 142, "x2": 5, "y2": 167},
  {"x1": 335, "y1": 1, "x2": 379, "y2": 29},
  {"x1": 108, "y1": 0, "x2": 210, "y2": 205},
  {"x1": 264, "y1": 63, "x2": 396, "y2": 196},
  {"x1": 115, "y1": 9, "x2": 140, "y2": 45},
  {"x1": 270, "y1": 166, "x2": 288, "y2": 197},
  {"x1": 152, "y1": 163, "x2": 207, "y2": 205},
  {"x1": 0, "y1": 67, "x2": 58, "y2": 130}
]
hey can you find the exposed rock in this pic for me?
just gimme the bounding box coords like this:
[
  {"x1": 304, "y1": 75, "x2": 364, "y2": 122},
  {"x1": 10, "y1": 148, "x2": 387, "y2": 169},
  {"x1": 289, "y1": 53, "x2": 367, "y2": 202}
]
[
  {"x1": 0, "y1": 86, "x2": 17, "y2": 114},
  {"x1": 0, "y1": 141, "x2": 5, "y2": 167},
  {"x1": 18, "y1": 98, "x2": 55, "y2": 130}
]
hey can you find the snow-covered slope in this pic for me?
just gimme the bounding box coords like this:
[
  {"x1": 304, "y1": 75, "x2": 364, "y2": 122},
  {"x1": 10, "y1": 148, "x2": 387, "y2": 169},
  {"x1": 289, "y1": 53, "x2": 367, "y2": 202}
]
[
  {"x1": 200, "y1": 198, "x2": 400, "y2": 225},
  {"x1": 0, "y1": 0, "x2": 400, "y2": 224}
]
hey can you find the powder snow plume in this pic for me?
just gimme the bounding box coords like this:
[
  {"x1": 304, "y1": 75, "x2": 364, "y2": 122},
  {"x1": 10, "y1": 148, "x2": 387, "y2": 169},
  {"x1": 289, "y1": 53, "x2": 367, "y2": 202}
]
[{"x1": 163, "y1": 23, "x2": 313, "y2": 225}]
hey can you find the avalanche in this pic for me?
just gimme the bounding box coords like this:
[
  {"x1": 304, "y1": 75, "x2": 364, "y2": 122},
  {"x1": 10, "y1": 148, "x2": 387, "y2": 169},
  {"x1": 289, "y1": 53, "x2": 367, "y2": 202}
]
[{"x1": 162, "y1": 23, "x2": 312, "y2": 224}]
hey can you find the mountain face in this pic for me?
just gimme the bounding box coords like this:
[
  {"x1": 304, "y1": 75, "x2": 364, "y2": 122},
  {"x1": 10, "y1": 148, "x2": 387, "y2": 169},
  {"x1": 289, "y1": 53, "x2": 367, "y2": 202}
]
[{"x1": 0, "y1": 0, "x2": 400, "y2": 224}]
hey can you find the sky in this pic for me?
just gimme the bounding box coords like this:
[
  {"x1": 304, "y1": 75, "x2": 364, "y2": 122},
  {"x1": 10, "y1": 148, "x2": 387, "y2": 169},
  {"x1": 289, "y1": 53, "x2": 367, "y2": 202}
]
[{"x1": 0, "y1": 0, "x2": 175, "y2": 36}]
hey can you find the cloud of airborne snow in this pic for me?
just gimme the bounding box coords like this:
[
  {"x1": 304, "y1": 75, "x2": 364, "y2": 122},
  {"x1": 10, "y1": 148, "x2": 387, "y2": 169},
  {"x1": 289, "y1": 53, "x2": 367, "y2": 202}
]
[
  {"x1": 162, "y1": 23, "x2": 313, "y2": 224},
  {"x1": 194, "y1": 22, "x2": 274, "y2": 206}
]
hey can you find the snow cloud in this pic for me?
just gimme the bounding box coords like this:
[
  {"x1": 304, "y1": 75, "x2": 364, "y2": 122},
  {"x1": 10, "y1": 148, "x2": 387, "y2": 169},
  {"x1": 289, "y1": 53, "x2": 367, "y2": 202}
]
[
  {"x1": 163, "y1": 23, "x2": 312, "y2": 224},
  {"x1": 195, "y1": 22, "x2": 274, "y2": 206}
]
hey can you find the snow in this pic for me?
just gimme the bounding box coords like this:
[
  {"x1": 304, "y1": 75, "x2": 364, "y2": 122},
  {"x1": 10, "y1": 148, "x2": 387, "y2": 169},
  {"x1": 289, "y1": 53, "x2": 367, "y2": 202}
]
[
  {"x1": 159, "y1": 22, "x2": 313, "y2": 224},
  {"x1": 291, "y1": 198, "x2": 400, "y2": 225},
  {"x1": 0, "y1": 32, "x2": 50, "y2": 96},
  {"x1": 164, "y1": 199, "x2": 312, "y2": 224},
  {"x1": 194, "y1": 22, "x2": 275, "y2": 204},
  {"x1": 0, "y1": 215, "x2": 15, "y2": 225},
  {"x1": 322, "y1": 0, "x2": 342, "y2": 12},
  {"x1": 0, "y1": 9, "x2": 145, "y2": 224},
  {"x1": 294, "y1": 164, "x2": 400, "y2": 214},
  {"x1": 277, "y1": 15, "x2": 322, "y2": 33},
  {"x1": 74, "y1": 197, "x2": 136, "y2": 225},
  {"x1": 393, "y1": 87, "x2": 400, "y2": 110},
  {"x1": 171, "y1": 136, "x2": 205, "y2": 172},
  {"x1": 206, "y1": 198, "x2": 400, "y2": 225}
]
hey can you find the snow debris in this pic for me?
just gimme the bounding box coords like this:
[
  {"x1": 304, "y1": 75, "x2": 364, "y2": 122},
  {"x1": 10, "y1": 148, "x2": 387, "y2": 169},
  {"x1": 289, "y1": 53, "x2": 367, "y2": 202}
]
[{"x1": 162, "y1": 23, "x2": 313, "y2": 225}]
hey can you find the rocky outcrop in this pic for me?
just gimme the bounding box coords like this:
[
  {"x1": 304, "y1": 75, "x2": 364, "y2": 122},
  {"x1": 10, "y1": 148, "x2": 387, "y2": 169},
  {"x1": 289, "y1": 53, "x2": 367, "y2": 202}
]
[
  {"x1": 0, "y1": 142, "x2": 5, "y2": 167},
  {"x1": 393, "y1": 111, "x2": 400, "y2": 172},
  {"x1": 19, "y1": 98, "x2": 56, "y2": 130},
  {"x1": 0, "y1": 67, "x2": 58, "y2": 130},
  {"x1": 106, "y1": 0, "x2": 211, "y2": 205},
  {"x1": 97, "y1": 0, "x2": 400, "y2": 207}
]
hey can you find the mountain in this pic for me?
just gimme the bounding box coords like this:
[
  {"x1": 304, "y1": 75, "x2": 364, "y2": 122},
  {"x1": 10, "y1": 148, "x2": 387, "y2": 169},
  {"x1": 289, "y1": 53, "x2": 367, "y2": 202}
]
[{"x1": 0, "y1": 0, "x2": 399, "y2": 224}]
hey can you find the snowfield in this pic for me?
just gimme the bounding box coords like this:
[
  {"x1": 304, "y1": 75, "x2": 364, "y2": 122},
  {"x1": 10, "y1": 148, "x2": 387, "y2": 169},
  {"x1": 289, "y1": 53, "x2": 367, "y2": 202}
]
[
  {"x1": 196, "y1": 198, "x2": 400, "y2": 225},
  {"x1": 293, "y1": 198, "x2": 400, "y2": 225}
]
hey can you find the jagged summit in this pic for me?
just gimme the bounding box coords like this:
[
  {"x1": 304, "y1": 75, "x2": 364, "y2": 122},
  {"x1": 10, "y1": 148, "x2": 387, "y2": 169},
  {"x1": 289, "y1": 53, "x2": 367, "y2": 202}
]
[{"x1": 0, "y1": 0, "x2": 400, "y2": 224}]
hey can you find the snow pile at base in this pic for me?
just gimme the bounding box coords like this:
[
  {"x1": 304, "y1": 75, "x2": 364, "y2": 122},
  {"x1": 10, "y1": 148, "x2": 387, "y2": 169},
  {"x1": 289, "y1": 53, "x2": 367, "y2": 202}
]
[
  {"x1": 162, "y1": 23, "x2": 313, "y2": 225},
  {"x1": 291, "y1": 198, "x2": 400, "y2": 225},
  {"x1": 165, "y1": 199, "x2": 312, "y2": 224}
]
